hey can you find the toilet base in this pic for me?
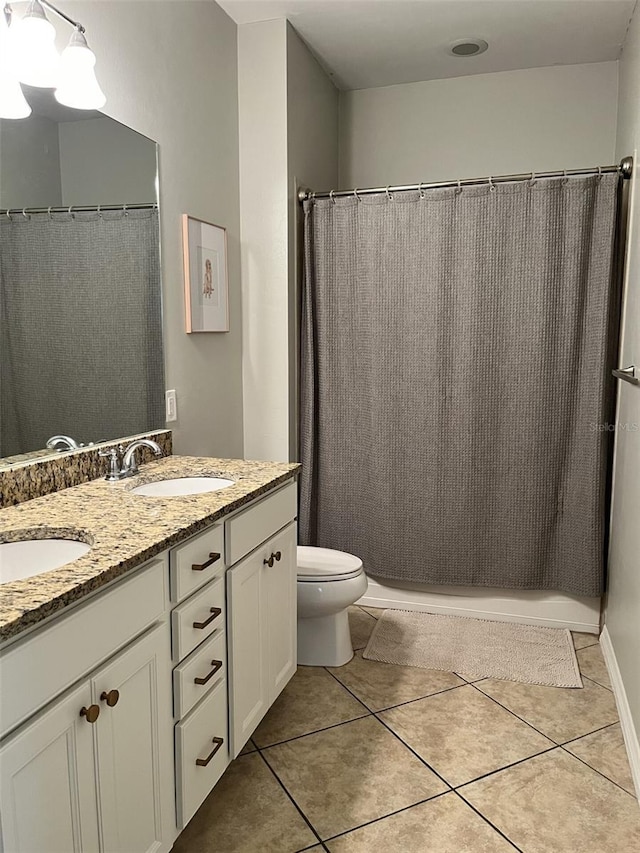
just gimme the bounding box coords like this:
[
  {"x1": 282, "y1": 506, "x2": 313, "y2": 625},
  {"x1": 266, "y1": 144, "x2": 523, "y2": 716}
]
[{"x1": 297, "y1": 610, "x2": 353, "y2": 667}]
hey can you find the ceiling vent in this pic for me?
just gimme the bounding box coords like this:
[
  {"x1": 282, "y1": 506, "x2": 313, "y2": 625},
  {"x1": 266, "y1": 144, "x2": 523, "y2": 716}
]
[{"x1": 449, "y1": 39, "x2": 489, "y2": 57}]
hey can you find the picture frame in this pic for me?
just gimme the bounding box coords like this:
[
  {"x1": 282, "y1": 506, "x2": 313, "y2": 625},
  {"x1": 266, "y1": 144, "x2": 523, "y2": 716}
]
[{"x1": 182, "y1": 214, "x2": 229, "y2": 333}]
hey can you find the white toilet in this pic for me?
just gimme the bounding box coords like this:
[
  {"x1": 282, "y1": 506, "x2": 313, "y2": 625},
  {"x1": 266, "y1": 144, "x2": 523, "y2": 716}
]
[{"x1": 297, "y1": 546, "x2": 368, "y2": 667}]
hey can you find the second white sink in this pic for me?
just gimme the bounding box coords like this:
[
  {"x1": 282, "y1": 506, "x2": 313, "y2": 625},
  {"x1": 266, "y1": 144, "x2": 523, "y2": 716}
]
[{"x1": 130, "y1": 477, "x2": 235, "y2": 497}]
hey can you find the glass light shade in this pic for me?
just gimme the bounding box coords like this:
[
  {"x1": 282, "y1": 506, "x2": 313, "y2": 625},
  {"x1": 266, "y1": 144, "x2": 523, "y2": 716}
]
[
  {"x1": 0, "y1": 7, "x2": 31, "y2": 118},
  {"x1": 54, "y1": 30, "x2": 105, "y2": 110},
  {"x1": 11, "y1": 2, "x2": 61, "y2": 88}
]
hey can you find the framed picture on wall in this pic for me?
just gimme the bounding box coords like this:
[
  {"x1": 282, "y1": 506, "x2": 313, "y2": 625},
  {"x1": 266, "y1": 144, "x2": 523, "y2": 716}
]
[{"x1": 182, "y1": 214, "x2": 229, "y2": 332}]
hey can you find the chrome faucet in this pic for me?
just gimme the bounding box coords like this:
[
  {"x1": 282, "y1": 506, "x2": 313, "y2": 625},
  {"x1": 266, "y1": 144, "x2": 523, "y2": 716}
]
[
  {"x1": 99, "y1": 439, "x2": 162, "y2": 481},
  {"x1": 121, "y1": 439, "x2": 163, "y2": 476},
  {"x1": 46, "y1": 434, "x2": 80, "y2": 451}
]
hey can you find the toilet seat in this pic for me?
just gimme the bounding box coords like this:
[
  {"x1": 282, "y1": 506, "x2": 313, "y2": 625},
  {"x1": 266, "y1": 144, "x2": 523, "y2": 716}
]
[{"x1": 297, "y1": 546, "x2": 363, "y2": 583}]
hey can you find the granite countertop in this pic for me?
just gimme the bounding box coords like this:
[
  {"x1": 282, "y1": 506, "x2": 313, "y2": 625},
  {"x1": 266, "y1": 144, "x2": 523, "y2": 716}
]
[{"x1": 0, "y1": 456, "x2": 300, "y2": 643}]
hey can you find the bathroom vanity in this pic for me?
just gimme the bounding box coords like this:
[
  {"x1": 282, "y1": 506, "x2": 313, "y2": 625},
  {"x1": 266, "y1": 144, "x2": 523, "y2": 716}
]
[{"x1": 0, "y1": 457, "x2": 299, "y2": 853}]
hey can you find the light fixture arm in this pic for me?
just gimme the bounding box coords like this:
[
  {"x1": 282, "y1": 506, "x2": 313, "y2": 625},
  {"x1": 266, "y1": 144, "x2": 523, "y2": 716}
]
[{"x1": 39, "y1": 0, "x2": 84, "y2": 33}]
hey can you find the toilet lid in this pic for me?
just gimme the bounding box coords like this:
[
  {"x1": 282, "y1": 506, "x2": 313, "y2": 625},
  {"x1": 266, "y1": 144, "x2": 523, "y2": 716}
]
[{"x1": 297, "y1": 546, "x2": 363, "y2": 582}]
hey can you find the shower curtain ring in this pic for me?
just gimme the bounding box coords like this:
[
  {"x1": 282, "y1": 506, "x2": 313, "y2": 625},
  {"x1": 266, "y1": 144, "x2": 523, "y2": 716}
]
[
  {"x1": 385, "y1": 186, "x2": 392, "y2": 201},
  {"x1": 123, "y1": 204, "x2": 129, "y2": 216},
  {"x1": 419, "y1": 182, "x2": 425, "y2": 200},
  {"x1": 455, "y1": 179, "x2": 463, "y2": 196},
  {"x1": 354, "y1": 188, "x2": 361, "y2": 202},
  {"x1": 529, "y1": 172, "x2": 537, "y2": 187},
  {"x1": 488, "y1": 176, "x2": 496, "y2": 193},
  {"x1": 597, "y1": 166, "x2": 603, "y2": 182},
  {"x1": 68, "y1": 205, "x2": 75, "y2": 219},
  {"x1": 47, "y1": 206, "x2": 52, "y2": 219},
  {"x1": 329, "y1": 190, "x2": 336, "y2": 205},
  {"x1": 6, "y1": 210, "x2": 11, "y2": 220},
  {"x1": 562, "y1": 170, "x2": 569, "y2": 186},
  {"x1": 97, "y1": 205, "x2": 102, "y2": 219},
  {"x1": 22, "y1": 208, "x2": 30, "y2": 220}
]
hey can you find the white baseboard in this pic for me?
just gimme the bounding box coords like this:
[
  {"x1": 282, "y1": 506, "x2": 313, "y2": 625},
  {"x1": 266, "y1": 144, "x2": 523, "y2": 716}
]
[
  {"x1": 357, "y1": 577, "x2": 601, "y2": 632},
  {"x1": 600, "y1": 626, "x2": 640, "y2": 802}
]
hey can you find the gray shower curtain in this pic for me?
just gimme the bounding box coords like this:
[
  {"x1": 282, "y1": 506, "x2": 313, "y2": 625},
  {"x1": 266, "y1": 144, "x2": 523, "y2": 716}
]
[
  {"x1": 300, "y1": 174, "x2": 619, "y2": 597},
  {"x1": 0, "y1": 209, "x2": 163, "y2": 457}
]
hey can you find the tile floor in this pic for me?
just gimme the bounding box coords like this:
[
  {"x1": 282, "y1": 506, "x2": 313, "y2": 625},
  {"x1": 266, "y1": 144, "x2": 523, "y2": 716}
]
[{"x1": 173, "y1": 607, "x2": 640, "y2": 853}]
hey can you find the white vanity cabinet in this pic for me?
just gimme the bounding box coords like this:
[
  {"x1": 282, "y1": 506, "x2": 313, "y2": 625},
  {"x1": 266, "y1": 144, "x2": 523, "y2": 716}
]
[
  {"x1": 226, "y1": 482, "x2": 298, "y2": 757},
  {"x1": 0, "y1": 559, "x2": 174, "y2": 853}
]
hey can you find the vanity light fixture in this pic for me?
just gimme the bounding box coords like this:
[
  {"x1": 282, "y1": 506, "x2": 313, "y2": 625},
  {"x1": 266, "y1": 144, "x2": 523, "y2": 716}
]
[{"x1": 0, "y1": 0, "x2": 105, "y2": 119}]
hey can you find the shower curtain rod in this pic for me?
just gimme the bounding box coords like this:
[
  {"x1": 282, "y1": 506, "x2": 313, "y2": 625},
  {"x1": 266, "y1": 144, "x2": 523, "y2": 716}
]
[
  {"x1": 297, "y1": 157, "x2": 633, "y2": 202},
  {"x1": 1, "y1": 203, "x2": 158, "y2": 216}
]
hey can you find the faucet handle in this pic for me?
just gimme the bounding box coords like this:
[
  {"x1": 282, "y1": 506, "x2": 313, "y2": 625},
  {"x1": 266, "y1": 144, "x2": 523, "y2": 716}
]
[{"x1": 99, "y1": 448, "x2": 123, "y2": 482}]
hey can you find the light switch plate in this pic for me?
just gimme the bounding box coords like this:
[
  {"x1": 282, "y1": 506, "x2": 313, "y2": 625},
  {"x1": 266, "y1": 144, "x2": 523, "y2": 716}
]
[{"x1": 166, "y1": 389, "x2": 178, "y2": 422}]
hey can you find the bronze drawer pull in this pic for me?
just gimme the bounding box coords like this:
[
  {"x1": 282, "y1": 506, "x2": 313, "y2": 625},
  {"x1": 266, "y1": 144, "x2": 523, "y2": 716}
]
[
  {"x1": 194, "y1": 659, "x2": 223, "y2": 685},
  {"x1": 100, "y1": 689, "x2": 120, "y2": 707},
  {"x1": 193, "y1": 607, "x2": 222, "y2": 630},
  {"x1": 196, "y1": 737, "x2": 224, "y2": 767},
  {"x1": 192, "y1": 552, "x2": 221, "y2": 572},
  {"x1": 80, "y1": 705, "x2": 100, "y2": 724}
]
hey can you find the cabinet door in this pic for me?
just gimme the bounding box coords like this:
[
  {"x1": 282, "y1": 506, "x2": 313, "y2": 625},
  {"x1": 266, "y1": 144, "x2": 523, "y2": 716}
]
[
  {"x1": 227, "y1": 548, "x2": 268, "y2": 757},
  {"x1": 0, "y1": 681, "x2": 99, "y2": 853},
  {"x1": 265, "y1": 521, "x2": 297, "y2": 702},
  {"x1": 92, "y1": 622, "x2": 174, "y2": 853}
]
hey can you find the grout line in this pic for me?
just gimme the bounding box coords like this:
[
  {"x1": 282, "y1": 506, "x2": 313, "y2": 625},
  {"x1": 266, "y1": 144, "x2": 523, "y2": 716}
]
[
  {"x1": 326, "y1": 669, "x2": 467, "y2": 714},
  {"x1": 581, "y1": 673, "x2": 614, "y2": 692},
  {"x1": 320, "y1": 791, "x2": 451, "y2": 845},
  {"x1": 559, "y1": 745, "x2": 638, "y2": 799},
  {"x1": 452, "y1": 790, "x2": 524, "y2": 852},
  {"x1": 560, "y1": 720, "x2": 621, "y2": 747},
  {"x1": 256, "y1": 712, "x2": 371, "y2": 751},
  {"x1": 453, "y1": 745, "x2": 559, "y2": 790},
  {"x1": 468, "y1": 682, "x2": 562, "y2": 744},
  {"x1": 255, "y1": 749, "x2": 325, "y2": 849}
]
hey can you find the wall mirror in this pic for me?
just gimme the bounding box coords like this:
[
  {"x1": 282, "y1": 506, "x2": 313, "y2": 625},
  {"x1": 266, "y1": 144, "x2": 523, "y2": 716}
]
[{"x1": 0, "y1": 86, "x2": 165, "y2": 469}]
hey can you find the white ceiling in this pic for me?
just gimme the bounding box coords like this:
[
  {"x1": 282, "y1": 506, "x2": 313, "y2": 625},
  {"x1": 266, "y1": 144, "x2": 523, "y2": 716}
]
[{"x1": 217, "y1": 0, "x2": 636, "y2": 90}]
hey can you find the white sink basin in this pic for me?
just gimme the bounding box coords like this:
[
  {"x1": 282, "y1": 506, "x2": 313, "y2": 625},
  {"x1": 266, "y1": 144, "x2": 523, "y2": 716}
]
[
  {"x1": 130, "y1": 477, "x2": 235, "y2": 497},
  {"x1": 0, "y1": 539, "x2": 91, "y2": 584}
]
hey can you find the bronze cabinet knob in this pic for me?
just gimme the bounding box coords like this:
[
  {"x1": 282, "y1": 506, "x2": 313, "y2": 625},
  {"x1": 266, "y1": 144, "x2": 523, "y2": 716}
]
[
  {"x1": 263, "y1": 554, "x2": 275, "y2": 568},
  {"x1": 100, "y1": 689, "x2": 120, "y2": 707},
  {"x1": 274, "y1": 551, "x2": 282, "y2": 562},
  {"x1": 80, "y1": 705, "x2": 100, "y2": 724}
]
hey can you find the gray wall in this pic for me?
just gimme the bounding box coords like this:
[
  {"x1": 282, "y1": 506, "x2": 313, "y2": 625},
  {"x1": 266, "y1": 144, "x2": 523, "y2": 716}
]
[
  {"x1": 339, "y1": 61, "x2": 618, "y2": 188},
  {"x1": 57, "y1": 0, "x2": 243, "y2": 458},
  {"x1": 607, "y1": 4, "x2": 640, "y2": 759},
  {"x1": 59, "y1": 117, "x2": 156, "y2": 206},
  {"x1": 0, "y1": 115, "x2": 62, "y2": 209}
]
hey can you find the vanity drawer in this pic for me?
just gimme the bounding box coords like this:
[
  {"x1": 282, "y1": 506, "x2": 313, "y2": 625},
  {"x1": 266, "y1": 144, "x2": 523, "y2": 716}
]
[
  {"x1": 225, "y1": 480, "x2": 297, "y2": 565},
  {"x1": 170, "y1": 524, "x2": 225, "y2": 604},
  {"x1": 175, "y1": 675, "x2": 229, "y2": 828},
  {"x1": 173, "y1": 628, "x2": 226, "y2": 719},
  {"x1": 171, "y1": 574, "x2": 225, "y2": 662}
]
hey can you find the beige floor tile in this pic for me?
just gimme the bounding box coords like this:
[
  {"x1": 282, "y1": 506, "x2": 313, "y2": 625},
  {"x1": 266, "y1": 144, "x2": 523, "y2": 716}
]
[
  {"x1": 572, "y1": 630, "x2": 599, "y2": 650},
  {"x1": 565, "y1": 723, "x2": 637, "y2": 796},
  {"x1": 349, "y1": 606, "x2": 377, "y2": 650},
  {"x1": 476, "y1": 675, "x2": 618, "y2": 743},
  {"x1": 172, "y1": 752, "x2": 317, "y2": 853},
  {"x1": 328, "y1": 650, "x2": 464, "y2": 711},
  {"x1": 378, "y1": 684, "x2": 552, "y2": 786},
  {"x1": 577, "y1": 643, "x2": 612, "y2": 689},
  {"x1": 253, "y1": 667, "x2": 368, "y2": 748},
  {"x1": 326, "y1": 792, "x2": 516, "y2": 852},
  {"x1": 460, "y1": 748, "x2": 640, "y2": 853},
  {"x1": 263, "y1": 715, "x2": 447, "y2": 839}
]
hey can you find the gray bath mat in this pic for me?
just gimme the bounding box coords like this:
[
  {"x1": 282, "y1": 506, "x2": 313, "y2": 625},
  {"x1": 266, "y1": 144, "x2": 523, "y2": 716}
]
[{"x1": 363, "y1": 610, "x2": 582, "y2": 688}]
